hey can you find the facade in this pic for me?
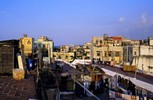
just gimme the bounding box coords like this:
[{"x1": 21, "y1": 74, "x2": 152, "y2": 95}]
[
  {"x1": 106, "y1": 73, "x2": 153, "y2": 99},
  {"x1": 131, "y1": 40, "x2": 140, "y2": 45},
  {"x1": 35, "y1": 36, "x2": 54, "y2": 63},
  {"x1": 91, "y1": 34, "x2": 123, "y2": 65},
  {"x1": 83, "y1": 42, "x2": 92, "y2": 60},
  {"x1": 123, "y1": 45, "x2": 139, "y2": 65},
  {"x1": 60, "y1": 45, "x2": 70, "y2": 53},
  {"x1": 92, "y1": 36, "x2": 104, "y2": 47},
  {"x1": 53, "y1": 52, "x2": 74, "y2": 62},
  {"x1": 53, "y1": 43, "x2": 92, "y2": 62},
  {"x1": 53, "y1": 45, "x2": 74, "y2": 62},
  {"x1": 132, "y1": 45, "x2": 153, "y2": 73},
  {"x1": 124, "y1": 38, "x2": 153, "y2": 73},
  {"x1": 149, "y1": 39, "x2": 153, "y2": 45},
  {"x1": 0, "y1": 40, "x2": 19, "y2": 74},
  {"x1": 75, "y1": 65, "x2": 104, "y2": 82},
  {"x1": 19, "y1": 34, "x2": 34, "y2": 57}
]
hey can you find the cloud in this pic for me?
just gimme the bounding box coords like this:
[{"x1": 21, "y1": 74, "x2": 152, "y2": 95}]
[
  {"x1": 140, "y1": 13, "x2": 153, "y2": 25},
  {"x1": 141, "y1": 13, "x2": 147, "y2": 23},
  {"x1": 119, "y1": 17, "x2": 125, "y2": 22}
]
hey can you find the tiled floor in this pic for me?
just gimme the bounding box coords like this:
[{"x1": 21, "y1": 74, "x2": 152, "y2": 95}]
[{"x1": 0, "y1": 75, "x2": 37, "y2": 100}]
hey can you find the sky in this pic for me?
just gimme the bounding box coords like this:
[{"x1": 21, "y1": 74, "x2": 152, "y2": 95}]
[{"x1": 0, "y1": 0, "x2": 153, "y2": 46}]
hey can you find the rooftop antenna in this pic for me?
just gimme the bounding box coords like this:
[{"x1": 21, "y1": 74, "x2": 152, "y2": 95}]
[{"x1": 23, "y1": 34, "x2": 27, "y2": 37}]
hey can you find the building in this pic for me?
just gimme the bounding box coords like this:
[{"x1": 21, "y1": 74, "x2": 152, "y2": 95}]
[
  {"x1": 124, "y1": 38, "x2": 153, "y2": 73},
  {"x1": 131, "y1": 40, "x2": 140, "y2": 45},
  {"x1": 35, "y1": 36, "x2": 54, "y2": 63},
  {"x1": 91, "y1": 34, "x2": 123, "y2": 65},
  {"x1": 19, "y1": 34, "x2": 34, "y2": 57},
  {"x1": 53, "y1": 43, "x2": 92, "y2": 62},
  {"x1": 92, "y1": 36, "x2": 104, "y2": 47},
  {"x1": 0, "y1": 40, "x2": 19, "y2": 74},
  {"x1": 53, "y1": 52, "x2": 74, "y2": 62},
  {"x1": 83, "y1": 42, "x2": 92, "y2": 60},
  {"x1": 123, "y1": 45, "x2": 137, "y2": 65},
  {"x1": 132, "y1": 45, "x2": 153, "y2": 73},
  {"x1": 53, "y1": 45, "x2": 75, "y2": 62},
  {"x1": 103, "y1": 68, "x2": 153, "y2": 99},
  {"x1": 60, "y1": 45, "x2": 70, "y2": 53},
  {"x1": 123, "y1": 39, "x2": 140, "y2": 64}
]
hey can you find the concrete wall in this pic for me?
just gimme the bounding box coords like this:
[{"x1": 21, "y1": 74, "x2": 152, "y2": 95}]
[
  {"x1": 53, "y1": 52, "x2": 74, "y2": 62},
  {"x1": 132, "y1": 56, "x2": 153, "y2": 73},
  {"x1": 93, "y1": 46, "x2": 123, "y2": 64},
  {"x1": 140, "y1": 46, "x2": 153, "y2": 56},
  {"x1": 149, "y1": 39, "x2": 153, "y2": 46},
  {"x1": 20, "y1": 37, "x2": 34, "y2": 56}
]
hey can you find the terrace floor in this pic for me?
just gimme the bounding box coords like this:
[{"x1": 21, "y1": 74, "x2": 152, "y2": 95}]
[{"x1": 0, "y1": 74, "x2": 37, "y2": 100}]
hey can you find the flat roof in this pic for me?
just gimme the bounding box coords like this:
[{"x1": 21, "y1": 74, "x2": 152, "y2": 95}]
[{"x1": 102, "y1": 68, "x2": 153, "y2": 93}]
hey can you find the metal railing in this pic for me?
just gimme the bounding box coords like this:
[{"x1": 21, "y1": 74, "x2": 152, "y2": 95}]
[{"x1": 71, "y1": 76, "x2": 101, "y2": 100}]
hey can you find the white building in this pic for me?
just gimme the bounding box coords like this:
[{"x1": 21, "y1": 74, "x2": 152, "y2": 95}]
[
  {"x1": 35, "y1": 36, "x2": 54, "y2": 63},
  {"x1": 132, "y1": 45, "x2": 153, "y2": 73},
  {"x1": 123, "y1": 38, "x2": 153, "y2": 73}
]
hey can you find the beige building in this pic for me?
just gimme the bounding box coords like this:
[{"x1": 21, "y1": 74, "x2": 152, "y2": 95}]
[
  {"x1": 53, "y1": 45, "x2": 75, "y2": 62},
  {"x1": 83, "y1": 42, "x2": 92, "y2": 59},
  {"x1": 91, "y1": 34, "x2": 123, "y2": 64},
  {"x1": 92, "y1": 36, "x2": 104, "y2": 47},
  {"x1": 53, "y1": 43, "x2": 92, "y2": 62},
  {"x1": 19, "y1": 34, "x2": 34, "y2": 57},
  {"x1": 131, "y1": 40, "x2": 140, "y2": 45},
  {"x1": 60, "y1": 45, "x2": 70, "y2": 53},
  {"x1": 93, "y1": 46, "x2": 123, "y2": 64},
  {"x1": 53, "y1": 52, "x2": 74, "y2": 62}
]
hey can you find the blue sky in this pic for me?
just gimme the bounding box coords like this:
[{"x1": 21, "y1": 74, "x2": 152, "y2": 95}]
[{"x1": 0, "y1": 0, "x2": 153, "y2": 45}]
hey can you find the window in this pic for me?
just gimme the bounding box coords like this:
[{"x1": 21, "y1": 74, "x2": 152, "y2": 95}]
[
  {"x1": 96, "y1": 40, "x2": 98, "y2": 44},
  {"x1": 65, "y1": 55, "x2": 68, "y2": 59},
  {"x1": 115, "y1": 52, "x2": 120, "y2": 57},
  {"x1": 100, "y1": 40, "x2": 103, "y2": 46},
  {"x1": 97, "y1": 51, "x2": 100, "y2": 56},
  {"x1": 105, "y1": 51, "x2": 107, "y2": 57},
  {"x1": 27, "y1": 40, "x2": 31, "y2": 44},
  {"x1": 134, "y1": 51, "x2": 137, "y2": 55},
  {"x1": 86, "y1": 46, "x2": 90, "y2": 49},
  {"x1": 58, "y1": 56, "x2": 61, "y2": 59},
  {"x1": 108, "y1": 51, "x2": 112, "y2": 57}
]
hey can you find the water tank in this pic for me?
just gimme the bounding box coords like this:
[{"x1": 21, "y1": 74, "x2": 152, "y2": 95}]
[{"x1": 27, "y1": 59, "x2": 33, "y2": 71}]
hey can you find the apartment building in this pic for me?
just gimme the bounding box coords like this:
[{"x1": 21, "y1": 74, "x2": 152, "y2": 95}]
[
  {"x1": 53, "y1": 52, "x2": 74, "y2": 62},
  {"x1": 124, "y1": 38, "x2": 153, "y2": 73},
  {"x1": 83, "y1": 42, "x2": 92, "y2": 60},
  {"x1": 53, "y1": 44, "x2": 91, "y2": 62},
  {"x1": 53, "y1": 45, "x2": 74, "y2": 62},
  {"x1": 91, "y1": 34, "x2": 123, "y2": 64},
  {"x1": 19, "y1": 34, "x2": 34, "y2": 57},
  {"x1": 60, "y1": 45, "x2": 70, "y2": 53}
]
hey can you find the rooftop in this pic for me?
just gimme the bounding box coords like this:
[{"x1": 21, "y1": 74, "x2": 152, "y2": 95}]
[{"x1": 0, "y1": 75, "x2": 37, "y2": 100}]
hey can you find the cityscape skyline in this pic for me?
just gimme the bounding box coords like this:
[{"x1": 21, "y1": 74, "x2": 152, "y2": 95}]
[{"x1": 0, "y1": 0, "x2": 153, "y2": 46}]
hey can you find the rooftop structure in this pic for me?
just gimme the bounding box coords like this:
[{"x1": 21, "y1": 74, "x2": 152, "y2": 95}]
[{"x1": 19, "y1": 34, "x2": 34, "y2": 57}]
